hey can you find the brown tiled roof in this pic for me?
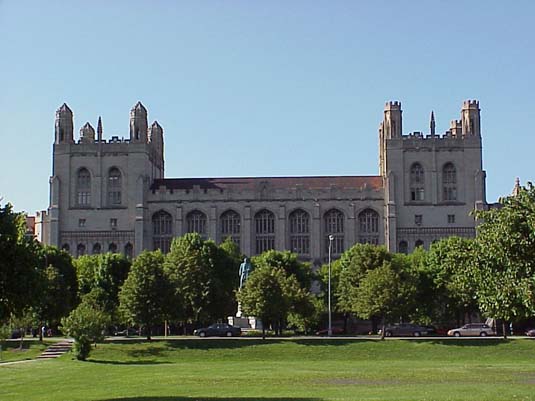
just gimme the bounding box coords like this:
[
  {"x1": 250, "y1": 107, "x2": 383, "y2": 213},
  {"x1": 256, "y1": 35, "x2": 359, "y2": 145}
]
[{"x1": 151, "y1": 176, "x2": 383, "y2": 191}]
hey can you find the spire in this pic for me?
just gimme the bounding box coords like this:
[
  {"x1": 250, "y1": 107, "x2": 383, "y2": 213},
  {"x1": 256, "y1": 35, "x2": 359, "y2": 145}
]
[
  {"x1": 512, "y1": 177, "x2": 521, "y2": 197},
  {"x1": 97, "y1": 116, "x2": 103, "y2": 141},
  {"x1": 430, "y1": 111, "x2": 436, "y2": 136}
]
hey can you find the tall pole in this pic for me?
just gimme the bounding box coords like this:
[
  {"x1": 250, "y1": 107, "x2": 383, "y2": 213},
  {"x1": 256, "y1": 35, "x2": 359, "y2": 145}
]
[{"x1": 328, "y1": 234, "x2": 334, "y2": 337}]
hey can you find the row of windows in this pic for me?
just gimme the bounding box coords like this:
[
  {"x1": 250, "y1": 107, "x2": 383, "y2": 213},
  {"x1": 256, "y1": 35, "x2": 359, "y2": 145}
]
[
  {"x1": 152, "y1": 208, "x2": 381, "y2": 255},
  {"x1": 76, "y1": 167, "x2": 122, "y2": 207},
  {"x1": 410, "y1": 162, "x2": 457, "y2": 202},
  {"x1": 62, "y1": 242, "x2": 133, "y2": 258}
]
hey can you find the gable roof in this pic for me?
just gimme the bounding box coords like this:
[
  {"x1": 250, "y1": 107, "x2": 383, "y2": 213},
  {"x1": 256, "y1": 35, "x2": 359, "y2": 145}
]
[{"x1": 151, "y1": 175, "x2": 383, "y2": 191}]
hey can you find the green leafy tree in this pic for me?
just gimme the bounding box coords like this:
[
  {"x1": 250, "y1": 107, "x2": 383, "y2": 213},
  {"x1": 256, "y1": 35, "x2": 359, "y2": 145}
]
[
  {"x1": 10, "y1": 311, "x2": 34, "y2": 350},
  {"x1": 237, "y1": 266, "x2": 302, "y2": 339},
  {"x1": 164, "y1": 233, "x2": 239, "y2": 327},
  {"x1": 352, "y1": 261, "x2": 415, "y2": 339},
  {"x1": 74, "y1": 253, "x2": 131, "y2": 317},
  {"x1": 32, "y1": 246, "x2": 77, "y2": 338},
  {"x1": 337, "y1": 244, "x2": 391, "y2": 326},
  {"x1": 473, "y1": 183, "x2": 535, "y2": 338},
  {"x1": 251, "y1": 250, "x2": 312, "y2": 290},
  {"x1": 61, "y1": 295, "x2": 111, "y2": 360},
  {"x1": 425, "y1": 237, "x2": 478, "y2": 326},
  {"x1": 0, "y1": 203, "x2": 42, "y2": 320},
  {"x1": 119, "y1": 250, "x2": 172, "y2": 340}
]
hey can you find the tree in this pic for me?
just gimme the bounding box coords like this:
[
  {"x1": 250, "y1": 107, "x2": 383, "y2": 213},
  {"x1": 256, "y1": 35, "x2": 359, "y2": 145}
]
[
  {"x1": 337, "y1": 244, "x2": 391, "y2": 330},
  {"x1": 251, "y1": 250, "x2": 313, "y2": 290},
  {"x1": 119, "y1": 250, "x2": 172, "y2": 340},
  {"x1": 473, "y1": 183, "x2": 535, "y2": 338},
  {"x1": 61, "y1": 295, "x2": 111, "y2": 360},
  {"x1": 352, "y1": 262, "x2": 413, "y2": 339},
  {"x1": 237, "y1": 266, "x2": 302, "y2": 338},
  {"x1": 74, "y1": 253, "x2": 131, "y2": 316},
  {"x1": 425, "y1": 237, "x2": 478, "y2": 326},
  {"x1": 32, "y1": 246, "x2": 77, "y2": 339},
  {"x1": 164, "y1": 233, "x2": 238, "y2": 327},
  {"x1": 0, "y1": 203, "x2": 41, "y2": 320}
]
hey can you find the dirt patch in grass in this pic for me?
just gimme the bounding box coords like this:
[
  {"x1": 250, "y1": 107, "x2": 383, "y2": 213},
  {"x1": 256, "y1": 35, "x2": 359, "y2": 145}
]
[{"x1": 317, "y1": 378, "x2": 402, "y2": 386}]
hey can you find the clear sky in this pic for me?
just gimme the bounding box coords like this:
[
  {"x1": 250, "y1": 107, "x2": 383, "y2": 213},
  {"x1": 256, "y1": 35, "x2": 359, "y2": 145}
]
[{"x1": 1, "y1": 0, "x2": 533, "y2": 214}]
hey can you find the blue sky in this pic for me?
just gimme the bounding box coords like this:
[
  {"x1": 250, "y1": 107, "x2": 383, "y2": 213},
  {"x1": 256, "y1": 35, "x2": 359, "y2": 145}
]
[{"x1": 1, "y1": 1, "x2": 533, "y2": 213}]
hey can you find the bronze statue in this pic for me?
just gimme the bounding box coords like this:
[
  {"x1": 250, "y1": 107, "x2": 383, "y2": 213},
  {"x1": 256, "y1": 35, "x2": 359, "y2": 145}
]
[{"x1": 239, "y1": 257, "x2": 253, "y2": 289}]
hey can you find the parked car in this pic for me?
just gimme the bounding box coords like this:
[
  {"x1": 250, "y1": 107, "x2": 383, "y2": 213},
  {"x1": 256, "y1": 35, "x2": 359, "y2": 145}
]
[
  {"x1": 447, "y1": 323, "x2": 495, "y2": 337},
  {"x1": 380, "y1": 323, "x2": 429, "y2": 337},
  {"x1": 114, "y1": 329, "x2": 134, "y2": 337},
  {"x1": 315, "y1": 327, "x2": 344, "y2": 336},
  {"x1": 194, "y1": 323, "x2": 241, "y2": 337},
  {"x1": 526, "y1": 328, "x2": 535, "y2": 337}
]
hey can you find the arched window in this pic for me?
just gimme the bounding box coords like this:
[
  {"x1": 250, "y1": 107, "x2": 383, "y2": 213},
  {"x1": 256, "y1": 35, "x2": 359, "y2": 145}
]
[
  {"x1": 76, "y1": 168, "x2": 91, "y2": 206},
  {"x1": 398, "y1": 241, "x2": 408, "y2": 254},
  {"x1": 107, "y1": 167, "x2": 122, "y2": 206},
  {"x1": 153, "y1": 210, "x2": 173, "y2": 253},
  {"x1": 92, "y1": 243, "x2": 101, "y2": 255},
  {"x1": 324, "y1": 209, "x2": 344, "y2": 255},
  {"x1": 410, "y1": 163, "x2": 425, "y2": 201},
  {"x1": 358, "y1": 209, "x2": 380, "y2": 245},
  {"x1": 254, "y1": 209, "x2": 275, "y2": 254},
  {"x1": 76, "y1": 243, "x2": 86, "y2": 257},
  {"x1": 289, "y1": 209, "x2": 310, "y2": 255},
  {"x1": 415, "y1": 239, "x2": 424, "y2": 249},
  {"x1": 109, "y1": 243, "x2": 118, "y2": 253},
  {"x1": 443, "y1": 163, "x2": 457, "y2": 201},
  {"x1": 124, "y1": 243, "x2": 133, "y2": 259},
  {"x1": 186, "y1": 210, "x2": 207, "y2": 238},
  {"x1": 61, "y1": 243, "x2": 70, "y2": 252},
  {"x1": 220, "y1": 210, "x2": 241, "y2": 246}
]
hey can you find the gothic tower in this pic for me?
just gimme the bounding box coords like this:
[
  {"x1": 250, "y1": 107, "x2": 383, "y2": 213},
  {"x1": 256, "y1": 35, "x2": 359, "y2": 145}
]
[
  {"x1": 55, "y1": 103, "x2": 74, "y2": 144},
  {"x1": 129, "y1": 101, "x2": 148, "y2": 143}
]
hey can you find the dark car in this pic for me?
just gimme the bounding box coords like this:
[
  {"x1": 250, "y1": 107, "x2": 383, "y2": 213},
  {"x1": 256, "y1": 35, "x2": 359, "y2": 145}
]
[
  {"x1": 114, "y1": 328, "x2": 136, "y2": 337},
  {"x1": 526, "y1": 328, "x2": 535, "y2": 337},
  {"x1": 194, "y1": 323, "x2": 241, "y2": 337},
  {"x1": 315, "y1": 327, "x2": 344, "y2": 336},
  {"x1": 380, "y1": 323, "x2": 429, "y2": 337}
]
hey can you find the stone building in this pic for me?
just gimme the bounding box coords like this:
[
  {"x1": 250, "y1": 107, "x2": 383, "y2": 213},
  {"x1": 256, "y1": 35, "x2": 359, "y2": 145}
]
[{"x1": 46, "y1": 100, "x2": 486, "y2": 265}]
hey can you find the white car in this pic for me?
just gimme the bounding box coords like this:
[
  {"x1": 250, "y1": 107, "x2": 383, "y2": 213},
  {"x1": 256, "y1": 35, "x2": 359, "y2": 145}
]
[{"x1": 447, "y1": 323, "x2": 495, "y2": 337}]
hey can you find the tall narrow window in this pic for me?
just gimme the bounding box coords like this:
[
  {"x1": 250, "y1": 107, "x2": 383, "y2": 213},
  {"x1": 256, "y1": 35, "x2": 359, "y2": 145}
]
[
  {"x1": 186, "y1": 210, "x2": 207, "y2": 238},
  {"x1": 289, "y1": 209, "x2": 310, "y2": 255},
  {"x1": 410, "y1": 163, "x2": 425, "y2": 201},
  {"x1": 398, "y1": 241, "x2": 408, "y2": 254},
  {"x1": 124, "y1": 243, "x2": 133, "y2": 259},
  {"x1": 76, "y1": 243, "x2": 86, "y2": 257},
  {"x1": 153, "y1": 210, "x2": 173, "y2": 253},
  {"x1": 108, "y1": 167, "x2": 122, "y2": 206},
  {"x1": 324, "y1": 209, "x2": 344, "y2": 255},
  {"x1": 358, "y1": 209, "x2": 379, "y2": 245},
  {"x1": 415, "y1": 239, "x2": 424, "y2": 248},
  {"x1": 255, "y1": 209, "x2": 275, "y2": 254},
  {"x1": 76, "y1": 168, "x2": 91, "y2": 206},
  {"x1": 220, "y1": 210, "x2": 241, "y2": 246},
  {"x1": 443, "y1": 163, "x2": 457, "y2": 201},
  {"x1": 109, "y1": 243, "x2": 117, "y2": 253},
  {"x1": 92, "y1": 243, "x2": 101, "y2": 254}
]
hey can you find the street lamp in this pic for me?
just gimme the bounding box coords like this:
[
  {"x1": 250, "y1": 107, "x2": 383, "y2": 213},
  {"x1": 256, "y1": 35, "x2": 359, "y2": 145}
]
[{"x1": 328, "y1": 234, "x2": 334, "y2": 337}]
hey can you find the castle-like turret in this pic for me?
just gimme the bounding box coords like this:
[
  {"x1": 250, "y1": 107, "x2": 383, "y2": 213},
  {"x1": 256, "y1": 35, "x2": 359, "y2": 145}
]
[
  {"x1": 79, "y1": 122, "x2": 95, "y2": 143},
  {"x1": 461, "y1": 100, "x2": 481, "y2": 136},
  {"x1": 383, "y1": 101, "x2": 402, "y2": 139},
  {"x1": 55, "y1": 103, "x2": 74, "y2": 144},
  {"x1": 129, "y1": 101, "x2": 148, "y2": 143},
  {"x1": 430, "y1": 111, "x2": 436, "y2": 136}
]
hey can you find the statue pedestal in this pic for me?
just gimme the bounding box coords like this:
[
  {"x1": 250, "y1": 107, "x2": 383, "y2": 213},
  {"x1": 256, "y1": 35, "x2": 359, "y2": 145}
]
[{"x1": 229, "y1": 302, "x2": 262, "y2": 330}]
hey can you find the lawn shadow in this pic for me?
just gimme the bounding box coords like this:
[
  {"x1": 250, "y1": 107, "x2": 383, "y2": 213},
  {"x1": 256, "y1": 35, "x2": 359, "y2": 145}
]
[
  {"x1": 88, "y1": 359, "x2": 171, "y2": 365},
  {"x1": 97, "y1": 396, "x2": 322, "y2": 401},
  {"x1": 413, "y1": 338, "x2": 506, "y2": 347}
]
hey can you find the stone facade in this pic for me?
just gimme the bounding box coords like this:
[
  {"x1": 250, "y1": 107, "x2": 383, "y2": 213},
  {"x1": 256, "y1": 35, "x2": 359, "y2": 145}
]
[{"x1": 46, "y1": 100, "x2": 486, "y2": 266}]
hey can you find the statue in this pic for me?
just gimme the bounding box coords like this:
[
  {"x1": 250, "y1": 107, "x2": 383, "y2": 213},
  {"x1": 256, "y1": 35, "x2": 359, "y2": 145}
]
[{"x1": 239, "y1": 257, "x2": 253, "y2": 289}]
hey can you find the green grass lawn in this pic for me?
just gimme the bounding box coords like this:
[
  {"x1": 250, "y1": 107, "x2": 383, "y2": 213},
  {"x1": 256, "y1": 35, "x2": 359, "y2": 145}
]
[
  {"x1": 0, "y1": 339, "x2": 49, "y2": 363},
  {"x1": 1, "y1": 338, "x2": 535, "y2": 401}
]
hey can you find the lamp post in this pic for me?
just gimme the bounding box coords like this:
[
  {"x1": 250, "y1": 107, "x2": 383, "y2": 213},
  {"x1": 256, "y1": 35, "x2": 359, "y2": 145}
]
[{"x1": 328, "y1": 234, "x2": 334, "y2": 337}]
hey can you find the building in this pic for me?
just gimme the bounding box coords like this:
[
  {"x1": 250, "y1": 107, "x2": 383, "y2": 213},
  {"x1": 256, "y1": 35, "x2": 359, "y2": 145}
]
[{"x1": 46, "y1": 100, "x2": 486, "y2": 266}]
